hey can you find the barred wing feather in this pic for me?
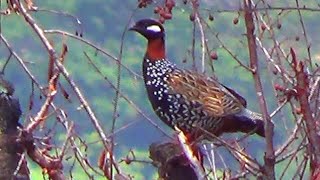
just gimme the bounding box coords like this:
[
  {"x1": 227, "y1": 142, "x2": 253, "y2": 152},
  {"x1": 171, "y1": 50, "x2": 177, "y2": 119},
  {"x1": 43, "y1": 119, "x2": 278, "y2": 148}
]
[{"x1": 166, "y1": 70, "x2": 245, "y2": 117}]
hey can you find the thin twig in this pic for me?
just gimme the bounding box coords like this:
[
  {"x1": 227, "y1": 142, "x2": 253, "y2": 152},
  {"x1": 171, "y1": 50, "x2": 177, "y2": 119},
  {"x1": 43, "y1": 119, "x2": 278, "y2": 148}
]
[
  {"x1": 194, "y1": 12, "x2": 206, "y2": 73},
  {"x1": 275, "y1": 117, "x2": 301, "y2": 157},
  {"x1": 203, "y1": 6, "x2": 320, "y2": 14},
  {"x1": 295, "y1": 0, "x2": 313, "y2": 69},
  {"x1": 44, "y1": 29, "x2": 141, "y2": 79},
  {"x1": 109, "y1": 11, "x2": 135, "y2": 179},
  {"x1": 83, "y1": 52, "x2": 170, "y2": 138}
]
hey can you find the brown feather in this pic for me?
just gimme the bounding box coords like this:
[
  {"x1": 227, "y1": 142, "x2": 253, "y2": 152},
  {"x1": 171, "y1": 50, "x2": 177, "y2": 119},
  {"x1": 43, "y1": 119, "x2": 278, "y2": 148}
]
[{"x1": 167, "y1": 70, "x2": 244, "y2": 117}]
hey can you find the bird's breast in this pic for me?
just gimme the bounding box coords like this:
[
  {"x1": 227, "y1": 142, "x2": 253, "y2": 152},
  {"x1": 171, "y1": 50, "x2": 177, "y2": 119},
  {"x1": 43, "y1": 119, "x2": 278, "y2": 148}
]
[{"x1": 143, "y1": 58, "x2": 173, "y2": 105}]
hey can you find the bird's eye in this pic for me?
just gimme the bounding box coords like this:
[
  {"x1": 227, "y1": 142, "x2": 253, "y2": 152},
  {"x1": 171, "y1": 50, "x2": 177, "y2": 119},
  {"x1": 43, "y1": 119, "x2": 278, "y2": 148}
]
[{"x1": 146, "y1": 25, "x2": 161, "y2": 33}]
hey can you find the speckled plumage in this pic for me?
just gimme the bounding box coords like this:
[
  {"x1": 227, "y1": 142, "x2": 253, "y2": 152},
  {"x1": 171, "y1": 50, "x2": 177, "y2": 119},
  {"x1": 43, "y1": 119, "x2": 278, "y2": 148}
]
[{"x1": 131, "y1": 19, "x2": 265, "y2": 140}]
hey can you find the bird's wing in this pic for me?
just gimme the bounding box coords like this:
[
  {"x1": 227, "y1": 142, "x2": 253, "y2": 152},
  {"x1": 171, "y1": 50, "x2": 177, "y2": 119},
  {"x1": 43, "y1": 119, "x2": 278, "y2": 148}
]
[
  {"x1": 221, "y1": 84, "x2": 247, "y2": 108},
  {"x1": 166, "y1": 69, "x2": 245, "y2": 117}
]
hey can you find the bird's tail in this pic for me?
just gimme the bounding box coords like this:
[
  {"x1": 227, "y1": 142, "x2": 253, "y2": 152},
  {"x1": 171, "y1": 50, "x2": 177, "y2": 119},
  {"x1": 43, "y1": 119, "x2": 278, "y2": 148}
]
[{"x1": 221, "y1": 109, "x2": 266, "y2": 137}]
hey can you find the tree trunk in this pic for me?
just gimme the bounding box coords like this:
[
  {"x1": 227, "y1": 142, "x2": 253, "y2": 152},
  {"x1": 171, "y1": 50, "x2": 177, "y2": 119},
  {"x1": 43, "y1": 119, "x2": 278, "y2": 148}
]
[
  {"x1": 0, "y1": 88, "x2": 29, "y2": 179},
  {"x1": 149, "y1": 141, "x2": 200, "y2": 180}
]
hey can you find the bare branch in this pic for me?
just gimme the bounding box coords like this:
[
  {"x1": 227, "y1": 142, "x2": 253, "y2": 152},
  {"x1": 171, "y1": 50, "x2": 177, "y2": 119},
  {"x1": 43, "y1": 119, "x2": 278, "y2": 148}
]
[
  {"x1": 290, "y1": 48, "x2": 320, "y2": 174},
  {"x1": 243, "y1": 0, "x2": 275, "y2": 179}
]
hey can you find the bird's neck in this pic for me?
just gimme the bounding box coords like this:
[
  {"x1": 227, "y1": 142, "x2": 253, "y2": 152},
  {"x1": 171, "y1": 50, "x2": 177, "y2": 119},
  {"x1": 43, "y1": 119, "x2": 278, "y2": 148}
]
[{"x1": 146, "y1": 37, "x2": 166, "y2": 60}]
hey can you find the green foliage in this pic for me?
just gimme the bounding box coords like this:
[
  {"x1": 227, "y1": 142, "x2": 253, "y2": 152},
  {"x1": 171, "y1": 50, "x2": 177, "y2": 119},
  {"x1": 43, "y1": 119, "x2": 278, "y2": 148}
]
[
  {"x1": 1, "y1": 0, "x2": 318, "y2": 179},
  {"x1": 29, "y1": 162, "x2": 46, "y2": 180}
]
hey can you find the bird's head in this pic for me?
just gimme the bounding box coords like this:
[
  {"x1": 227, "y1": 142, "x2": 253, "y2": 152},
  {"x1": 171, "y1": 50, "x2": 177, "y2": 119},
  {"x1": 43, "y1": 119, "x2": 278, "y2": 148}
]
[{"x1": 129, "y1": 19, "x2": 165, "y2": 40}]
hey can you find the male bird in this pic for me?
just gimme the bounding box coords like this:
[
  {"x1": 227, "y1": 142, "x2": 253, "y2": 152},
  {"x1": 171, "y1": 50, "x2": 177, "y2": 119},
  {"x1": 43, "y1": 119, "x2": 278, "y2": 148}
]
[{"x1": 130, "y1": 19, "x2": 265, "y2": 141}]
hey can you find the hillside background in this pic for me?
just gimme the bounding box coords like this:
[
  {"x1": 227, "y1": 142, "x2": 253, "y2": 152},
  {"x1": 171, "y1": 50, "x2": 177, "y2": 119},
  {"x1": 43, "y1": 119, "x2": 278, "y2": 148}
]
[{"x1": 1, "y1": 0, "x2": 319, "y2": 179}]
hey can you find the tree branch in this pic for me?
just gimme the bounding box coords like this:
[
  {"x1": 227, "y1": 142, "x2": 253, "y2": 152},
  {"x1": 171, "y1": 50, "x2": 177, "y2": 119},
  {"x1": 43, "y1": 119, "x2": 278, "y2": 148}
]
[
  {"x1": 290, "y1": 48, "x2": 320, "y2": 175},
  {"x1": 243, "y1": 0, "x2": 275, "y2": 179}
]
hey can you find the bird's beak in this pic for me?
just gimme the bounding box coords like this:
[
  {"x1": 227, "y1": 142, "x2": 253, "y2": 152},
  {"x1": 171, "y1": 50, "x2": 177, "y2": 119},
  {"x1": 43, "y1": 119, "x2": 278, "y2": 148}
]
[{"x1": 129, "y1": 25, "x2": 139, "y2": 32}]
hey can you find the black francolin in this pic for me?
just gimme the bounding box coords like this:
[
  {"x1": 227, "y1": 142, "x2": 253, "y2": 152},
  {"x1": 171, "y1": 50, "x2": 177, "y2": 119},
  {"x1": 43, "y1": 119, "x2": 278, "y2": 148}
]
[{"x1": 130, "y1": 19, "x2": 265, "y2": 141}]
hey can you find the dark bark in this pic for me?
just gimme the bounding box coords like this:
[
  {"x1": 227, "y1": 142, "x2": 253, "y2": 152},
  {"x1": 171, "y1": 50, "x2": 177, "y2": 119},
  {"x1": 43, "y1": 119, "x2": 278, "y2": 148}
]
[
  {"x1": 0, "y1": 83, "x2": 29, "y2": 179},
  {"x1": 149, "y1": 141, "x2": 200, "y2": 180}
]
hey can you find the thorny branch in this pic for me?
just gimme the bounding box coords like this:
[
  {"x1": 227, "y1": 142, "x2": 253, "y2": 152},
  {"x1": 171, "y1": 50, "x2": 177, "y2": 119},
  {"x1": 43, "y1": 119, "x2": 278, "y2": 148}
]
[
  {"x1": 1, "y1": 31, "x2": 100, "y2": 178},
  {"x1": 11, "y1": 0, "x2": 122, "y2": 176}
]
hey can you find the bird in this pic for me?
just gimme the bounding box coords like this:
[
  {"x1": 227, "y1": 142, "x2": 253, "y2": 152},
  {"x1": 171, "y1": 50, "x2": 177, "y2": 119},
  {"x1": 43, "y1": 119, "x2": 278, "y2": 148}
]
[{"x1": 129, "y1": 19, "x2": 265, "y2": 141}]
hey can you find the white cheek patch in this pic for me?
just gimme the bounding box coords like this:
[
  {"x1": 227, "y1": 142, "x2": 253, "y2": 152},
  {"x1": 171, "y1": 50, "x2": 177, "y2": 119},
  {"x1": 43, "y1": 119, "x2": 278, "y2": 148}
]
[{"x1": 147, "y1": 25, "x2": 161, "y2": 33}]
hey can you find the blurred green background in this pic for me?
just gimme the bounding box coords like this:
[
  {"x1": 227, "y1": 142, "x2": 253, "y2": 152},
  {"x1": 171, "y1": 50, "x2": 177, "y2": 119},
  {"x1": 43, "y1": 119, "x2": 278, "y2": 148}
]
[{"x1": 1, "y1": 0, "x2": 319, "y2": 179}]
